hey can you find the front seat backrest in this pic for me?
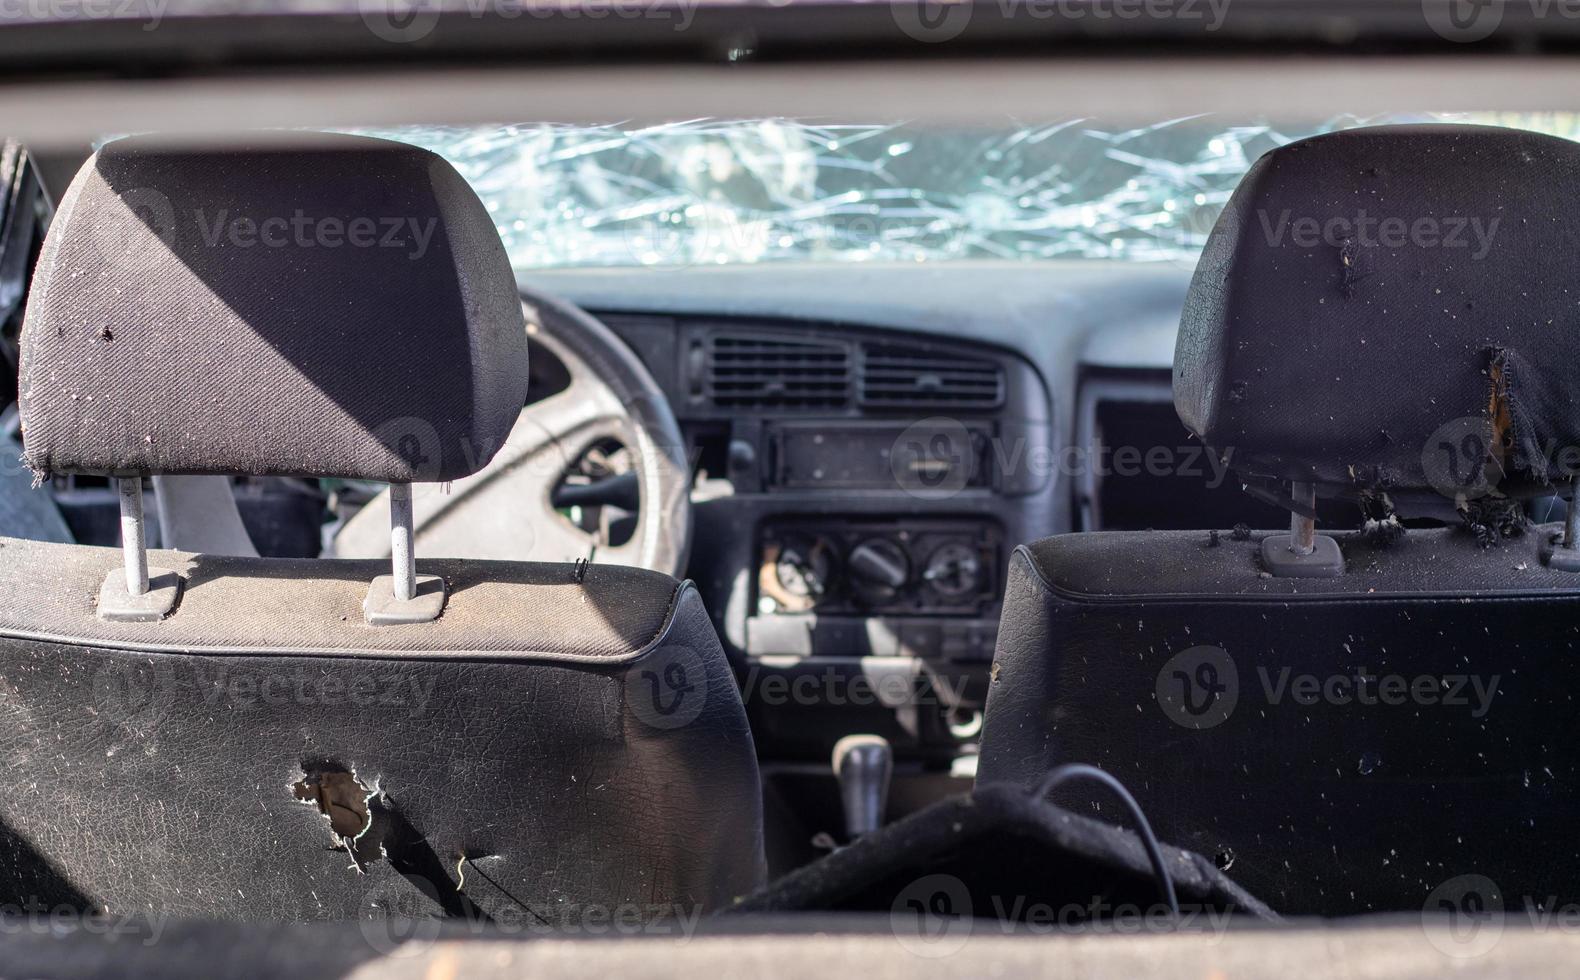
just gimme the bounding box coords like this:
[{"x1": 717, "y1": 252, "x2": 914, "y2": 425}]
[
  {"x1": 0, "y1": 134, "x2": 765, "y2": 922},
  {"x1": 980, "y1": 124, "x2": 1580, "y2": 916}
]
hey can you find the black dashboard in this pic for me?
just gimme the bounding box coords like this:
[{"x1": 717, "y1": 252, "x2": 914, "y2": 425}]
[
  {"x1": 594, "y1": 313, "x2": 1048, "y2": 658},
  {"x1": 522, "y1": 260, "x2": 1203, "y2": 771},
  {"x1": 586, "y1": 311, "x2": 1052, "y2": 764}
]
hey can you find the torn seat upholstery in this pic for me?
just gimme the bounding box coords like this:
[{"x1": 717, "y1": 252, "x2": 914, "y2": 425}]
[
  {"x1": 979, "y1": 125, "x2": 1580, "y2": 916},
  {"x1": 0, "y1": 134, "x2": 765, "y2": 920}
]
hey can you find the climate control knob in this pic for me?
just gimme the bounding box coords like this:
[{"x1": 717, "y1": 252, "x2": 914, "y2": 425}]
[
  {"x1": 923, "y1": 542, "x2": 983, "y2": 599},
  {"x1": 763, "y1": 535, "x2": 837, "y2": 613},
  {"x1": 847, "y1": 538, "x2": 910, "y2": 605}
]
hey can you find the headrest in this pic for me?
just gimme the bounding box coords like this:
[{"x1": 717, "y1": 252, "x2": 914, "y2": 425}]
[
  {"x1": 18, "y1": 134, "x2": 528, "y2": 482},
  {"x1": 1176, "y1": 124, "x2": 1580, "y2": 510}
]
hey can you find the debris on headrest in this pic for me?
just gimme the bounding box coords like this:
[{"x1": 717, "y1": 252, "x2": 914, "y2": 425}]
[
  {"x1": 1460, "y1": 497, "x2": 1528, "y2": 548},
  {"x1": 1361, "y1": 515, "x2": 1406, "y2": 548}
]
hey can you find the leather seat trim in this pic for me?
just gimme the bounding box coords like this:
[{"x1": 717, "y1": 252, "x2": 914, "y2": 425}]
[
  {"x1": 0, "y1": 536, "x2": 692, "y2": 663},
  {"x1": 1016, "y1": 525, "x2": 1580, "y2": 605}
]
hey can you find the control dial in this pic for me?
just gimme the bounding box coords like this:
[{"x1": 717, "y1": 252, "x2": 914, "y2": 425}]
[
  {"x1": 847, "y1": 538, "x2": 910, "y2": 605},
  {"x1": 923, "y1": 542, "x2": 983, "y2": 599},
  {"x1": 761, "y1": 535, "x2": 837, "y2": 613}
]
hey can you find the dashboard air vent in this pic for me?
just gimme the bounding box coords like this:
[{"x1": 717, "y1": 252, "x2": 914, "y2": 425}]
[
  {"x1": 705, "y1": 334, "x2": 852, "y2": 410},
  {"x1": 859, "y1": 342, "x2": 1005, "y2": 410}
]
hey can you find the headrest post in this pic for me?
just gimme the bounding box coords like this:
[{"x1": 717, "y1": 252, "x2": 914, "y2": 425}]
[
  {"x1": 363, "y1": 482, "x2": 444, "y2": 624},
  {"x1": 389, "y1": 483, "x2": 415, "y2": 602},
  {"x1": 118, "y1": 477, "x2": 149, "y2": 596},
  {"x1": 1289, "y1": 481, "x2": 1317, "y2": 557},
  {"x1": 1565, "y1": 481, "x2": 1580, "y2": 551},
  {"x1": 1541, "y1": 477, "x2": 1580, "y2": 571},
  {"x1": 98, "y1": 476, "x2": 177, "y2": 620},
  {"x1": 1258, "y1": 479, "x2": 1344, "y2": 579}
]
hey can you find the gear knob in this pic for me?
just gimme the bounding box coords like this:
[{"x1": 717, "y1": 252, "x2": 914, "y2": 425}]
[{"x1": 832, "y1": 733, "x2": 893, "y2": 840}]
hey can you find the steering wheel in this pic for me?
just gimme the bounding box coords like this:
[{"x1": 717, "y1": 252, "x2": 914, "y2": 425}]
[{"x1": 333, "y1": 286, "x2": 692, "y2": 577}]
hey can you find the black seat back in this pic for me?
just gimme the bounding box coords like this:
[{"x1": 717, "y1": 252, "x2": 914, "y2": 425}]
[
  {"x1": 981, "y1": 124, "x2": 1580, "y2": 917},
  {"x1": 0, "y1": 134, "x2": 765, "y2": 920}
]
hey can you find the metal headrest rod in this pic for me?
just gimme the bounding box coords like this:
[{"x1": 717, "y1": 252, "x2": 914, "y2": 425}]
[
  {"x1": 97, "y1": 476, "x2": 178, "y2": 622},
  {"x1": 1541, "y1": 476, "x2": 1580, "y2": 572},
  {"x1": 1568, "y1": 484, "x2": 1580, "y2": 550},
  {"x1": 1260, "y1": 479, "x2": 1345, "y2": 579},
  {"x1": 362, "y1": 482, "x2": 445, "y2": 625},
  {"x1": 1288, "y1": 480, "x2": 1317, "y2": 558},
  {"x1": 388, "y1": 482, "x2": 416, "y2": 602},
  {"x1": 117, "y1": 477, "x2": 148, "y2": 596}
]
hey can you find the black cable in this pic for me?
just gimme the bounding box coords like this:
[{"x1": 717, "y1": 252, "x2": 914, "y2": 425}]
[{"x1": 1032, "y1": 763, "x2": 1179, "y2": 919}]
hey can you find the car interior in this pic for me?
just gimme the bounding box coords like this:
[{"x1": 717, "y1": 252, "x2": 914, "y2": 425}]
[{"x1": 3, "y1": 2, "x2": 1580, "y2": 976}]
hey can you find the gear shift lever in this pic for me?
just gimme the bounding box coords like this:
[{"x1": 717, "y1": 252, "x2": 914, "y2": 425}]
[{"x1": 832, "y1": 734, "x2": 893, "y2": 841}]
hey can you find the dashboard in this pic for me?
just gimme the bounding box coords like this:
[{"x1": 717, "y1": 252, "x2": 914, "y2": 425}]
[
  {"x1": 525, "y1": 259, "x2": 1202, "y2": 767},
  {"x1": 591, "y1": 312, "x2": 1047, "y2": 666}
]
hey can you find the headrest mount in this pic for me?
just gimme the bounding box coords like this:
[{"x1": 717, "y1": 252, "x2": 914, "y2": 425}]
[
  {"x1": 1258, "y1": 480, "x2": 1344, "y2": 579},
  {"x1": 96, "y1": 478, "x2": 179, "y2": 622},
  {"x1": 362, "y1": 483, "x2": 446, "y2": 625}
]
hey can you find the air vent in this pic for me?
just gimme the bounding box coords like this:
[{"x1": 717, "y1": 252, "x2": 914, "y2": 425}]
[
  {"x1": 859, "y1": 342, "x2": 1005, "y2": 410},
  {"x1": 705, "y1": 334, "x2": 853, "y2": 410}
]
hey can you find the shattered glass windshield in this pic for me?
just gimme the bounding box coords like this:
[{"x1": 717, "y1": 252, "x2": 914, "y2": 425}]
[{"x1": 366, "y1": 113, "x2": 1580, "y2": 269}]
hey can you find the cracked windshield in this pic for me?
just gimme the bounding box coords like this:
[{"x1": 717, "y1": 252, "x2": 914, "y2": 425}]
[{"x1": 366, "y1": 112, "x2": 1576, "y2": 270}]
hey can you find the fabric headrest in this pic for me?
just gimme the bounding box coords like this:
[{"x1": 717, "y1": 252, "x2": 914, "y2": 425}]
[
  {"x1": 18, "y1": 133, "x2": 528, "y2": 482},
  {"x1": 1175, "y1": 124, "x2": 1580, "y2": 510}
]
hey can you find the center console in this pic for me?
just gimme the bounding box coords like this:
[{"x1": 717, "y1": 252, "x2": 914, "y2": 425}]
[{"x1": 599, "y1": 312, "x2": 1054, "y2": 758}]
